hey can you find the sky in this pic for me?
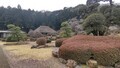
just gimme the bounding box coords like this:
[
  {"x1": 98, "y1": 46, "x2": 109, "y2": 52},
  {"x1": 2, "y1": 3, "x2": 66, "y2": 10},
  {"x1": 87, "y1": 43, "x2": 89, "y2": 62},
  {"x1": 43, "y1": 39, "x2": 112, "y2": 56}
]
[{"x1": 0, "y1": 0, "x2": 120, "y2": 11}]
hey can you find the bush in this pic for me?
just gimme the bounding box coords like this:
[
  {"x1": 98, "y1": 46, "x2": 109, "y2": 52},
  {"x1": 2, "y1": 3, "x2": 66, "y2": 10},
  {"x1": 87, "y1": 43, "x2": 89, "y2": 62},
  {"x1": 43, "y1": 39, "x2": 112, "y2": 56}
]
[
  {"x1": 6, "y1": 36, "x2": 18, "y2": 42},
  {"x1": 60, "y1": 21, "x2": 73, "y2": 38},
  {"x1": 7, "y1": 24, "x2": 27, "y2": 42},
  {"x1": 83, "y1": 13, "x2": 107, "y2": 36},
  {"x1": 47, "y1": 38, "x2": 52, "y2": 43},
  {"x1": 55, "y1": 38, "x2": 67, "y2": 47},
  {"x1": 59, "y1": 35, "x2": 120, "y2": 66},
  {"x1": 36, "y1": 37, "x2": 47, "y2": 46}
]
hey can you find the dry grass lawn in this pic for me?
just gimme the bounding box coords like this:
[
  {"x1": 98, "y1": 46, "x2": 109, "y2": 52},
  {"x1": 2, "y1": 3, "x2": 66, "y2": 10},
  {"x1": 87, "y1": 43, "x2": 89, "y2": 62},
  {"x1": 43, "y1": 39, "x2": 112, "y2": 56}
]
[
  {"x1": 0, "y1": 41, "x2": 108, "y2": 68},
  {"x1": 1, "y1": 41, "x2": 67, "y2": 68},
  {"x1": 3, "y1": 45, "x2": 52, "y2": 60}
]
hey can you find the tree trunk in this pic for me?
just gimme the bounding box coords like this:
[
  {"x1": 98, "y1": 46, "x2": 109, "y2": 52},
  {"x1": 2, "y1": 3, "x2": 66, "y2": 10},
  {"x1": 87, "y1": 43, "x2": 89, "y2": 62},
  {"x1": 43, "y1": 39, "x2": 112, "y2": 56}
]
[
  {"x1": 109, "y1": 0, "x2": 112, "y2": 7},
  {"x1": 97, "y1": 31, "x2": 99, "y2": 36},
  {"x1": 109, "y1": 0, "x2": 113, "y2": 24}
]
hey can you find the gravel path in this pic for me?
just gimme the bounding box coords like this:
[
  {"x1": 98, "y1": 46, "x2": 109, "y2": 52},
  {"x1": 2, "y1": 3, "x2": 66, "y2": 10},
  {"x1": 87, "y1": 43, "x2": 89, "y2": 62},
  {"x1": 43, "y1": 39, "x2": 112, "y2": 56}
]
[{"x1": 0, "y1": 46, "x2": 10, "y2": 68}]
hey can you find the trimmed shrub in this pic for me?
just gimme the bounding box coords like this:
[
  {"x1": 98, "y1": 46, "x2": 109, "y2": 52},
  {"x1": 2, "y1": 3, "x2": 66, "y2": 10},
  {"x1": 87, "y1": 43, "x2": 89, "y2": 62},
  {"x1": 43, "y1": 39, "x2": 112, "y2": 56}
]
[
  {"x1": 55, "y1": 38, "x2": 67, "y2": 47},
  {"x1": 36, "y1": 37, "x2": 47, "y2": 46},
  {"x1": 6, "y1": 36, "x2": 18, "y2": 42},
  {"x1": 93, "y1": 48, "x2": 120, "y2": 66},
  {"x1": 47, "y1": 38, "x2": 52, "y2": 43},
  {"x1": 59, "y1": 35, "x2": 120, "y2": 66}
]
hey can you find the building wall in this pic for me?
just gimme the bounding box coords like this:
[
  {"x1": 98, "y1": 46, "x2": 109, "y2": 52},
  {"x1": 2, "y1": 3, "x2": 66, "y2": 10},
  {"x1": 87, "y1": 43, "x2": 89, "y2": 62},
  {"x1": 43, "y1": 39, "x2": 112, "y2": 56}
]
[{"x1": 3, "y1": 33, "x2": 11, "y2": 38}]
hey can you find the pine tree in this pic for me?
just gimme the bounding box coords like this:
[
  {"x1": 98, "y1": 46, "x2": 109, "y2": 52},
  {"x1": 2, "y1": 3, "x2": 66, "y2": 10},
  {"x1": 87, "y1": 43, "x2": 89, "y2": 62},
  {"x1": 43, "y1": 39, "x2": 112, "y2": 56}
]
[
  {"x1": 7, "y1": 24, "x2": 27, "y2": 42},
  {"x1": 60, "y1": 21, "x2": 73, "y2": 38}
]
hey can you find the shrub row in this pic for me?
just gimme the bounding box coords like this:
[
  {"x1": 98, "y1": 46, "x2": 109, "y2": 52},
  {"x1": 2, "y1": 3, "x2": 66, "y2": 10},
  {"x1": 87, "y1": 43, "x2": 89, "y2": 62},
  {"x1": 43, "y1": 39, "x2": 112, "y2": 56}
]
[{"x1": 59, "y1": 35, "x2": 120, "y2": 66}]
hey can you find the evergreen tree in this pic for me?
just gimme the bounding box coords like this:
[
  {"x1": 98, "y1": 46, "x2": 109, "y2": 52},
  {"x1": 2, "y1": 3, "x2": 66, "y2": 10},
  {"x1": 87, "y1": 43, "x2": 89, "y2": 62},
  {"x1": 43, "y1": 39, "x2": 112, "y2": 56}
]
[
  {"x1": 7, "y1": 24, "x2": 27, "y2": 42},
  {"x1": 83, "y1": 13, "x2": 107, "y2": 36},
  {"x1": 60, "y1": 21, "x2": 73, "y2": 38}
]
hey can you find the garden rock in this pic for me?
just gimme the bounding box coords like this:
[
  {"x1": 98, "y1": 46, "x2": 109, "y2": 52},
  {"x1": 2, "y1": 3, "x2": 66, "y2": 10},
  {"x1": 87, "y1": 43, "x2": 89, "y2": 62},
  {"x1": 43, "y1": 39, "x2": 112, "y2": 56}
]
[
  {"x1": 75, "y1": 65, "x2": 81, "y2": 68},
  {"x1": 100, "y1": 66, "x2": 114, "y2": 68},
  {"x1": 52, "y1": 48, "x2": 59, "y2": 57},
  {"x1": 66, "y1": 59, "x2": 77, "y2": 68},
  {"x1": 115, "y1": 62, "x2": 120, "y2": 68},
  {"x1": 31, "y1": 45, "x2": 48, "y2": 49},
  {"x1": 31, "y1": 45, "x2": 37, "y2": 49},
  {"x1": 59, "y1": 58, "x2": 67, "y2": 64},
  {"x1": 86, "y1": 59, "x2": 98, "y2": 68}
]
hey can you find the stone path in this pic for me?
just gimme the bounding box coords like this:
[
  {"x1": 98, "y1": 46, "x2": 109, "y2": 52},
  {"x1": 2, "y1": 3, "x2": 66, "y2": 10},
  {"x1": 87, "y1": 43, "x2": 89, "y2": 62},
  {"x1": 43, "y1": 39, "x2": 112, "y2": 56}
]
[{"x1": 0, "y1": 46, "x2": 10, "y2": 68}]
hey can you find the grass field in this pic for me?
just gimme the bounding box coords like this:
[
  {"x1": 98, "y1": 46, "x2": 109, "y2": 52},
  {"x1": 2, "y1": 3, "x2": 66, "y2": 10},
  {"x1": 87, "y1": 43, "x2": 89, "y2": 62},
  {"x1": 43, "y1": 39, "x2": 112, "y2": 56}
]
[
  {"x1": 0, "y1": 41, "x2": 111, "y2": 68},
  {"x1": 1, "y1": 42, "x2": 68, "y2": 68},
  {"x1": 3, "y1": 45, "x2": 53, "y2": 60}
]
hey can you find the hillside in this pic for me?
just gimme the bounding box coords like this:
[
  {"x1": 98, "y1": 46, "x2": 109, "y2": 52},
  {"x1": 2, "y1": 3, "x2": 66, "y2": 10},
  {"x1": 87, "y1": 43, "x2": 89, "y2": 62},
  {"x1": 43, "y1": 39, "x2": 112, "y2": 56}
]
[
  {"x1": 0, "y1": 5, "x2": 87, "y2": 32},
  {"x1": 0, "y1": 1, "x2": 119, "y2": 33}
]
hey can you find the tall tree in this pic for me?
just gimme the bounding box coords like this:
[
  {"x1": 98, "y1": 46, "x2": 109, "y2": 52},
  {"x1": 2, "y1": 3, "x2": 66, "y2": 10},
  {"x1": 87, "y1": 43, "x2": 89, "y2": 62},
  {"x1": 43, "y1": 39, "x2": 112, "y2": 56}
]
[
  {"x1": 109, "y1": 0, "x2": 113, "y2": 7},
  {"x1": 83, "y1": 13, "x2": 107, "y2": 36},
  {"x1": 17, "y1": 4, "x2": 22, "y2": 9},
  {"x1": 108, "y1": 0, "x2": 113, "y2": 25},
  {"x1": 86, "y1": 0, "x2": 111, "y2": 6}
]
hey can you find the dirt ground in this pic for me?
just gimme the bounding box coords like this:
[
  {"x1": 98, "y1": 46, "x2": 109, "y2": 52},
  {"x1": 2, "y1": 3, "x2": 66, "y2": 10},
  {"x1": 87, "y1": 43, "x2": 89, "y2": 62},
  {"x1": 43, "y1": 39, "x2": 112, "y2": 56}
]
[
  {"x1": 1, "y1": 41, "x2": 67, "y2": 68},
  {"x1": 0, "y1": 46, "x2": 10, "y2": 68}
]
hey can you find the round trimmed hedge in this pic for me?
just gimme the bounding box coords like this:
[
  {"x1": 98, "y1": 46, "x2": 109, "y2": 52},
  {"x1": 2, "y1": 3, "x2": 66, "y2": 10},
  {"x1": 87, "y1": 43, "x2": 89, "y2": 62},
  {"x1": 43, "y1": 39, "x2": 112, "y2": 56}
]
[
  {"x1": 59, "y1": 35, "x2": 120, "y2": 66},
  {"x1": 36, "y1": 37, "x2": 47, "y2": 46},
  {"x1": 55, "y1": 38, "x2": 67, "y2": 47}
]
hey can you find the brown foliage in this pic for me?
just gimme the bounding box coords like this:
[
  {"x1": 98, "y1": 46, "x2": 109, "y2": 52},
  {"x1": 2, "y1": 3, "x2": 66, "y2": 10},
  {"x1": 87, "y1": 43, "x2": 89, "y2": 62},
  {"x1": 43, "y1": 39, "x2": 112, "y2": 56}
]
[
  {"x1": 55, "y1": 38, "x2": 67, "y2": 47},
  {"x1": 59, "y1": 35, "x2": 120, "y2": 66},
  {"x1": 36, "y1": 37, "x2": 47, "y2": 46}
]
